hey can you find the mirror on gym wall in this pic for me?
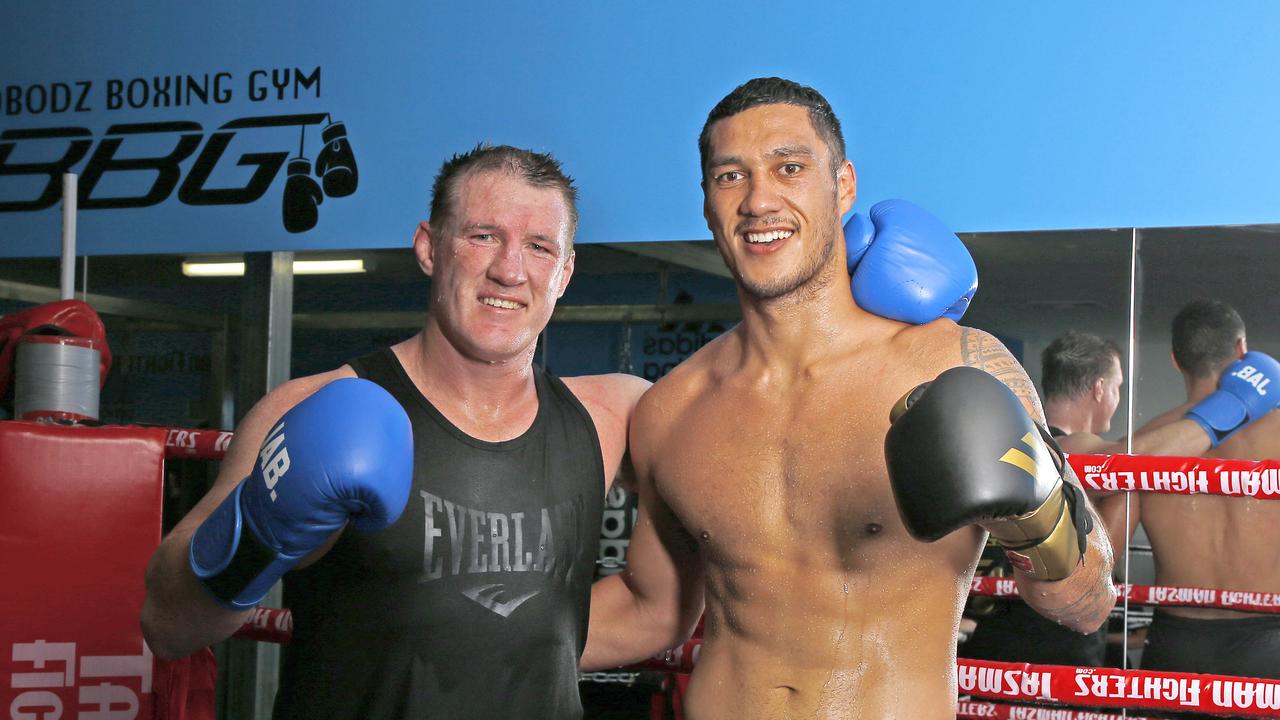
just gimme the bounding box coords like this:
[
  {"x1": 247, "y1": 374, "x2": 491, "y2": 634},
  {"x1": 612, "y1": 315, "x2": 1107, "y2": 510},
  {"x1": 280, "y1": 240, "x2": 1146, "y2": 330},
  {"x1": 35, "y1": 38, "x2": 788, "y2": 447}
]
[
  {"x1": 956, "y1": 227, "x2": 1136, "y2": 669},
  {"x1": 1129, "y1": 224, "x2": 1280, "y2": 676}
]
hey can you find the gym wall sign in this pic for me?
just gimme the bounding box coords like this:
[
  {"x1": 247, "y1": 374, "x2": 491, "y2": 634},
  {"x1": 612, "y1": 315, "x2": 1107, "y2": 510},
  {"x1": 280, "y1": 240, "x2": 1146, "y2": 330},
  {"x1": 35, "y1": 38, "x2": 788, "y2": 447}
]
[{"x1": 0, "y1": 67, "x2": 356, "y2": 234}]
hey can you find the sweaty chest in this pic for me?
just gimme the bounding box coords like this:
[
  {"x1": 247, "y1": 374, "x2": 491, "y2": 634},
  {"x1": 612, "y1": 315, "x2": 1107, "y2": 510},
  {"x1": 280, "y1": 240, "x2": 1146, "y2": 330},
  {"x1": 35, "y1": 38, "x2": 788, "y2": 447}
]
[{"x1": 654, "y1": 381, "x2": 908, "y2": 563}]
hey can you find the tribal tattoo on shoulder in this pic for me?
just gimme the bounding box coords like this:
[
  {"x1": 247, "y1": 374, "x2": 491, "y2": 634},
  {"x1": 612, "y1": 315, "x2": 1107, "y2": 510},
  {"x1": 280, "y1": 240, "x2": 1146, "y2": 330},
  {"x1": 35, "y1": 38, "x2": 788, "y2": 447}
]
[{"x1": 960, "y1": 327, "x2": 1045, "y2": 422}]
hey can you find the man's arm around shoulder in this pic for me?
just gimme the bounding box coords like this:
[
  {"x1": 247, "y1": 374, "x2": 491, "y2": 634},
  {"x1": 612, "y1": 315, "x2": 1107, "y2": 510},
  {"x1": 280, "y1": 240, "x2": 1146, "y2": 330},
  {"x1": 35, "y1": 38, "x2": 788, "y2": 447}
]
[
  {"x1": 561, "y1": 372, "x2": 651, "y2": 493},
  {"x1": 580, "y1": 388, "x2": 705, "y2": 671},
  {"x1": 140, "y1": 370, "x2": 350, "y2": 659},
  {"x1": 1065, "y1": 417, "x2": 1210, "y2": 459}
]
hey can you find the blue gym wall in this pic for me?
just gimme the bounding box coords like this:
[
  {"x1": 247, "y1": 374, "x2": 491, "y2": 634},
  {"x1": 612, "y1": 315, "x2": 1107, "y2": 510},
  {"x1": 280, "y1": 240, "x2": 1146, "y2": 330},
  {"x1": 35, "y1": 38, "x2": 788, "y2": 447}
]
[{"x1": 3, "y1": 1, "x2": 1279, "y2": 258}]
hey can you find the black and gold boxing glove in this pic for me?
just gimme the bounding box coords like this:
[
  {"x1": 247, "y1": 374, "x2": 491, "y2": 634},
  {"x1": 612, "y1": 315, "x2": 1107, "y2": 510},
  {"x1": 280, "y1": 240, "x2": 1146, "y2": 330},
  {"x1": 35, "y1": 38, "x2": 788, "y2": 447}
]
[{"x1": 885, "y1": 366, "x2": 1092, "y2": 580}]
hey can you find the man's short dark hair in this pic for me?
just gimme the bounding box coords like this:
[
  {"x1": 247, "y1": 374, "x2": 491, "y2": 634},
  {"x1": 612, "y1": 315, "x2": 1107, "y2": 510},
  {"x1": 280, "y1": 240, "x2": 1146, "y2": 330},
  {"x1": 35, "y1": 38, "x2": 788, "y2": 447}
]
[
  {"x1": 1041, "y1": 331, "x2": 1123, "y2": 401},
  {"x1": 1172, "y1": 299, "x2": 1245, "y2": 378},
  {"x1": 429, "y1": 144, "x2": 579, "y2": 241},
  {"x1": 698, "y1": 77, "x2": 847, "y2": 177}
]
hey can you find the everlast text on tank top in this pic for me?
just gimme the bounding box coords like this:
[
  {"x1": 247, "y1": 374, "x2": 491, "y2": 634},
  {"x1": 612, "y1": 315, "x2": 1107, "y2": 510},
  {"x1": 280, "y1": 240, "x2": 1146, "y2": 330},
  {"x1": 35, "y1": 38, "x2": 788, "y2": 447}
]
[{"x1": 274, "y1": 348, "x2": 606, "y2": 720}]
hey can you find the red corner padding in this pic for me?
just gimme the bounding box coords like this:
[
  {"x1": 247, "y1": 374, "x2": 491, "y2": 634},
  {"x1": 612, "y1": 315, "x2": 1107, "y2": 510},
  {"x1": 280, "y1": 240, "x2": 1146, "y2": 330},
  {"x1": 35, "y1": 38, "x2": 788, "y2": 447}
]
[{"x1": 1, "y1": 420, "x2": 167, "y2": 720}]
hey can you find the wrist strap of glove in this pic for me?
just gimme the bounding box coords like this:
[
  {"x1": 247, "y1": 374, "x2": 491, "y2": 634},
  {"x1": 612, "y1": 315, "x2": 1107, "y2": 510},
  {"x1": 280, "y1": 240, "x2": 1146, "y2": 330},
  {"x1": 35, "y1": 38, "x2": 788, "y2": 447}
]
[{"x1": 189, "y1": 481, "x2": 290, "y2": 609}]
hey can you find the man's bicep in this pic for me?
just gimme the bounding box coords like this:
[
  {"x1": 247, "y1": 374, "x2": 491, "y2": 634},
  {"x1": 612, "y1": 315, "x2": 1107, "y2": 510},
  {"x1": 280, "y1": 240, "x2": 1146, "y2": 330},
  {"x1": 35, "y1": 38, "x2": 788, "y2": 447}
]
[{"x1": 960, "y1": 327, "x2": 1046, "y2": 423}]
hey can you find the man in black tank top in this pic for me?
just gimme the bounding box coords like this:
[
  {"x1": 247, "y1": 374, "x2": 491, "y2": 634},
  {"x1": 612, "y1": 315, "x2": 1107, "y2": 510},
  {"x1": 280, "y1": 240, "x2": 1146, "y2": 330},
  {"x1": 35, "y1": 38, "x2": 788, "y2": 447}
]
[
  {"x1": 960, "y1": 330, "x2": 1236, "y2": 668},
  {"x1": 141, "y1": 145, "x2": 650, "y2": 719},
  {"x1": 276, "y1": 350, "x2": 608, "y2": 718}
]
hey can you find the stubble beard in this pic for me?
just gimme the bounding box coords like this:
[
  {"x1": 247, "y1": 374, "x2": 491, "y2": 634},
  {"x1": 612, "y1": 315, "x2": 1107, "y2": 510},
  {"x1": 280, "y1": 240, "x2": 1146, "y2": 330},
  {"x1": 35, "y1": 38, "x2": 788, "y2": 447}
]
[{"x1": 735, "y1": 225, "x2": 839, "y2": 303}]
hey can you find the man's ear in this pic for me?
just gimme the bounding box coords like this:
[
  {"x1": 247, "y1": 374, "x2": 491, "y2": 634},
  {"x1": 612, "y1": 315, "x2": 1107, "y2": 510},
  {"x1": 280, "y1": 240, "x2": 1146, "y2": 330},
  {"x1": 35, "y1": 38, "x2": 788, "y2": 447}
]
[
  {"x1": 1093, "y1": 376, "x2": 1106, "y2": 402},
  {"x1": 702, "y1": 186, "x2": 715, "y2": 235},
  {"x1": 1236, "y1": 335, "x2": 1248, "y2": 358},
  {"x1": 413, "y1": 222, "x2": 435, "y2": 277},
  {"x1": 1170, "y1": 350, "x2": 1182, "y2": 373},
  {"x1": 556, "y1": 250, "x2": 576, "y2": 299},
  {"x1": 837, "y1": 159, "x2": 857, "y2": 216}
]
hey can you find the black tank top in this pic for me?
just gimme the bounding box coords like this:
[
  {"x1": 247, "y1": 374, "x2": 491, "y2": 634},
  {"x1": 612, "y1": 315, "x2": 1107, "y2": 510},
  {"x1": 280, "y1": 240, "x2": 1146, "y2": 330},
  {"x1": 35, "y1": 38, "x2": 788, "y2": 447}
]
[{"x1": 275, "y1": 348, "x2": 605, "y2": 719}]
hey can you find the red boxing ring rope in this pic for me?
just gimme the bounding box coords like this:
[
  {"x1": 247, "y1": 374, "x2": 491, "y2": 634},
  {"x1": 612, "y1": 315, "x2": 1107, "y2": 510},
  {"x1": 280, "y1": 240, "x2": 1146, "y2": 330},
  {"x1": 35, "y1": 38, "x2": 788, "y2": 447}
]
[
  {"x1": 163, "y1": 426, "x2": 234, "y2": 460},
  {"x1": 230, "y1": 606, "x2": 293, "y2": 644},
  {"x1": 958, "y1": 659, "x2": 1280, "y2": 719},
  {"x1": 969, "y1": 576, "x2": 1280, "y2": 615},
  {"x1": 956, "y1": 701, "x2": 1155, "y2": 719},
  {"x1": 1068, "y1": 453, "x2": 1280, "y2": 498}
]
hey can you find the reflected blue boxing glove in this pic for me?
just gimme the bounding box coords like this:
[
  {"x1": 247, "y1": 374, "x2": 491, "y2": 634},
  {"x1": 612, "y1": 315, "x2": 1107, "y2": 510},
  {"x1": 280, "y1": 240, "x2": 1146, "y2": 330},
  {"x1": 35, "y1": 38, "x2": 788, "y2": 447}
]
[
  {"x1": 844, "y1": 199, "x2": 978, "y2": 324},
  {"x1": 189, "y1": 378, "x2": 414, "y2": 609},
  {"x1": 1185, "y1": 351, "x2": 1280, "y2": 448}
]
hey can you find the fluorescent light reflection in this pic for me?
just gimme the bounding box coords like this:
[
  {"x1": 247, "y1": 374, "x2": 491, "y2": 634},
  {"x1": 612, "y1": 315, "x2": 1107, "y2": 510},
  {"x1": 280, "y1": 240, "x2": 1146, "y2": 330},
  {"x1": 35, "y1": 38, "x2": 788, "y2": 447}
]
[{"x1": 182, "y1": 259, "x2": 366, "y2": 277}]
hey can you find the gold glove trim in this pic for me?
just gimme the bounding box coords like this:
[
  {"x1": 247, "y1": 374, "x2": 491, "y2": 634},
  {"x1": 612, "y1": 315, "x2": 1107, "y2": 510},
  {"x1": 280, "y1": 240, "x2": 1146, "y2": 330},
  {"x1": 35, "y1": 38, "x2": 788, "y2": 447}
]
[{"x1": 985, "y1": 485, "x2": 1082, "y2": 580}]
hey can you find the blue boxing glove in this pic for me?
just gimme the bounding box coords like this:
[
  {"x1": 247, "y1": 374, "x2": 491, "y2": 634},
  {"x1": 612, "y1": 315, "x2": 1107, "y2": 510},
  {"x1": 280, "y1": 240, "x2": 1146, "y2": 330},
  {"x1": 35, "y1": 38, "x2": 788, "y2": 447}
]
[
  {"x1": 1185, "y1": 351, "x2": 1280, "y2": 448},
  {"x1": 844, "y1": 199, "x2": 978, "y2": 324},
  {"x1": 189, "y1": 378, "x2": 413, "y2": 609}
]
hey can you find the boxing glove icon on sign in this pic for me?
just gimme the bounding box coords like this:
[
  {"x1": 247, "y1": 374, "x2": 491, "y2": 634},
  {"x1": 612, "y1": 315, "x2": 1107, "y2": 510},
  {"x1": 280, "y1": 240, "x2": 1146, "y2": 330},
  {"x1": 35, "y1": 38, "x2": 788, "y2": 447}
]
[
  {"x1": 281, "y1": 117, "x2": 359, "y2": 233},
  {"x1": 316, "y1": 119, "x2": 358, "y2": 198},
  {"x1": 282, "y1": 156, "x2": 323, "y2": 234}
]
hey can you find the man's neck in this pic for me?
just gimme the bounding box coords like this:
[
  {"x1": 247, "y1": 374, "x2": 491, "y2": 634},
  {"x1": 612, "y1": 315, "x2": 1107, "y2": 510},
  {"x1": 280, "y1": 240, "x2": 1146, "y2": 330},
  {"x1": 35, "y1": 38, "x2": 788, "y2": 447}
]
[
  {"x1": 1043, "y1": 397, "x2": 1096, "y2": 436},
  {"x1": 392, "y1": 320, "x2": 541, "y2": 440},
  {"x1": 1184, "y1": 373, "x2": 1220, "y2": 404},
  {"x1": 733, "y1": 266, "x2": 879, "y2": 371}
]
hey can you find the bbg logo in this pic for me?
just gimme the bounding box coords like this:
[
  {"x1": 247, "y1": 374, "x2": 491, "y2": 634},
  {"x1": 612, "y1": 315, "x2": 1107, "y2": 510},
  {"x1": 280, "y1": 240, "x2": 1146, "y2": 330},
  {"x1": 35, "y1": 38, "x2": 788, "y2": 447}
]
[{"x1": 0, "y1": 112, "x2": 358, "y2": 233}]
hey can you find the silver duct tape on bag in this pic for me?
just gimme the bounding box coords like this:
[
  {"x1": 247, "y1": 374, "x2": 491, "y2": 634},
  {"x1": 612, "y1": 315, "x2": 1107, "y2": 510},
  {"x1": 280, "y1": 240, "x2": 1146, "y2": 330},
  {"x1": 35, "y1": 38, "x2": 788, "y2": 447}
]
[{"x1": 14, "y1": 338, "x2": 101, "y2": 421}]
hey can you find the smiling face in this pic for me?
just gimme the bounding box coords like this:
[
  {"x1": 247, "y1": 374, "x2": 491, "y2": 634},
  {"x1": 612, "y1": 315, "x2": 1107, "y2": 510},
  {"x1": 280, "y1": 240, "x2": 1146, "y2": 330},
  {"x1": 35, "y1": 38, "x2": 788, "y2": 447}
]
[
  {"x1": 415, "y1": 169, "x2": 575, "y2": 363},
  {"x1": 702, "y1": 103, "x2": 855, "y2": 302}
]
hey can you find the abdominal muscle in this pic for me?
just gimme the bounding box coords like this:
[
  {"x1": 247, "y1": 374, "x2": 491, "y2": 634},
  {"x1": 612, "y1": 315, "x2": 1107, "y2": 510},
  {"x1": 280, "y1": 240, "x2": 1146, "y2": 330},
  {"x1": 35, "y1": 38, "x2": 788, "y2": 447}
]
[{"x1": 681, "y1": 546, "x2": 970, "y2": 720}]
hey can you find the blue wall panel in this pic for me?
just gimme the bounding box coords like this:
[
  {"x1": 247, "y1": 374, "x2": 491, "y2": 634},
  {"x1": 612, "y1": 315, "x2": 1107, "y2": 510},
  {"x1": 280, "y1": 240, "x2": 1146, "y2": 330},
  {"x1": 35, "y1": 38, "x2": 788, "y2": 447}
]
[{"x1": 2, "y1": 1, "x2": 1278, "y2": 257}]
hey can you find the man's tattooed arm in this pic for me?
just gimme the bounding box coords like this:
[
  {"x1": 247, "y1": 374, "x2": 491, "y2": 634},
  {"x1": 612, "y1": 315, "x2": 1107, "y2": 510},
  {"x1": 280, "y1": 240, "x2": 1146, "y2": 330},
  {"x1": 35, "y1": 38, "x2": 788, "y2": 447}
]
[
  {"x1": 960, "y1": 327, "x2": 1046, "y2": 423},
  {"x1": 958, "y1": 326, "x2": 1117, "y2": 629}
]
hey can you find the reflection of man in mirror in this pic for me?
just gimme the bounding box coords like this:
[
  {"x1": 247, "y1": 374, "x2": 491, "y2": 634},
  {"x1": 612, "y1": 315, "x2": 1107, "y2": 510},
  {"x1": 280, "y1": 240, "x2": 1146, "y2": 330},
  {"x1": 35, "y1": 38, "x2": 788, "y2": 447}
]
[
  {"x1": 962, "y1": 324, "x2": 1280, "y2": 669},
  {"x1": 1137, "y1": 300, "x2": 1280, "y2": 689}
]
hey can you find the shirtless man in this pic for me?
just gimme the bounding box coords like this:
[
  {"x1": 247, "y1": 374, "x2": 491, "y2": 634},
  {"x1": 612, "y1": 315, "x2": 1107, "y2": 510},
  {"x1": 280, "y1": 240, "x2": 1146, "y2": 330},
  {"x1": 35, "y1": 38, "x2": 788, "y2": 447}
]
[
  {"x1": 1137, "y1": 300, "x2": 1280, "y2": 691},
  {"x1": 581, "y1": 77, "x2": 1116, "y2": 718}
]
